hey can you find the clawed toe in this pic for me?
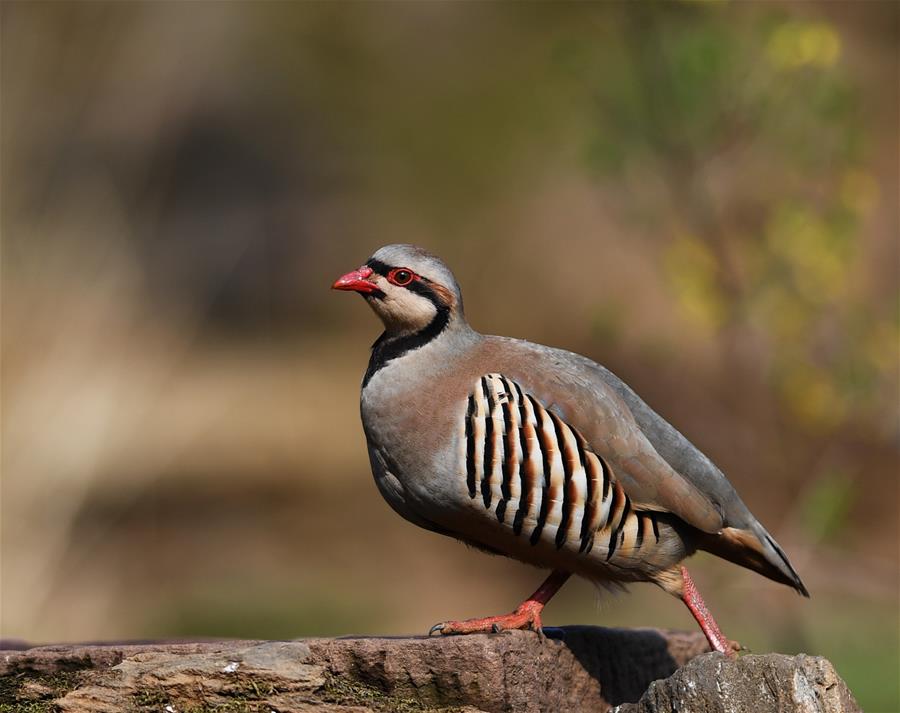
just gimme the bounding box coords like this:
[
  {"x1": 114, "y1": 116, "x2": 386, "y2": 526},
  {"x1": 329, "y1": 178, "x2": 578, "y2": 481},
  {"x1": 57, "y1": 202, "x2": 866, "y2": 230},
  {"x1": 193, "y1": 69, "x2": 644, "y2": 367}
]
[{"x1": 428, "y1": 605, "x2": 543, "y2": 637}]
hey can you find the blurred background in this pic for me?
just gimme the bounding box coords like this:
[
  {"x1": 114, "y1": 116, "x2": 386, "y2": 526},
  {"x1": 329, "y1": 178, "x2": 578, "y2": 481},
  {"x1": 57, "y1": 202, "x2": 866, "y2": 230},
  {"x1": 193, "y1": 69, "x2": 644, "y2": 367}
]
[{"x1": 2, "y1": 2, "x2": 897, "y2": 710}]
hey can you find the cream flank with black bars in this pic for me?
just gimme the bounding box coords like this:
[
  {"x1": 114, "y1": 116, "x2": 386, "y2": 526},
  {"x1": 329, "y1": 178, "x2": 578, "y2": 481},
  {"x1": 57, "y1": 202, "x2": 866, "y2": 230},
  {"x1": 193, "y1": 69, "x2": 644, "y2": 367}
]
[{"x1": 464, "y1": 373, "x2": 658, "y2": 563}]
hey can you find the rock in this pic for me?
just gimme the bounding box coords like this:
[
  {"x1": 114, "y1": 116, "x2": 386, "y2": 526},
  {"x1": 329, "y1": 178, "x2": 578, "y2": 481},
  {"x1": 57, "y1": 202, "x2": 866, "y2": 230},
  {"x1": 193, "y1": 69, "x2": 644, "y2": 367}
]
[
  {"x1": 615, "y1": 651, "x2": 861, "y2": 713},
  {"x1": 0, "y1": 628, "x2": 859, "y2": 713}
]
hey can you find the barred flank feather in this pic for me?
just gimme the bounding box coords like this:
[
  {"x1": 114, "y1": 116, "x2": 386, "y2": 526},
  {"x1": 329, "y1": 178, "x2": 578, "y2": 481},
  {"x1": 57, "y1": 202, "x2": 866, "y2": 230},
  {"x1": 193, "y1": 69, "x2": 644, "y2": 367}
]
[{"x1": 463, "y1": 373, "x2": 652, "y2": 563}]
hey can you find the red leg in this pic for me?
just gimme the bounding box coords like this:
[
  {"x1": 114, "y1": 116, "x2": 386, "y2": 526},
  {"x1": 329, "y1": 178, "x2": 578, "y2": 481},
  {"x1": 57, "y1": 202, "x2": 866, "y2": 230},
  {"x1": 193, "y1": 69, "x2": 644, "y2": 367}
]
[
  {"x1": 680, "y1": 566, "x2": 738, "y2": 658},
  {"x1": 429, "y1": 570, "x2": 571, "y2": 636}
]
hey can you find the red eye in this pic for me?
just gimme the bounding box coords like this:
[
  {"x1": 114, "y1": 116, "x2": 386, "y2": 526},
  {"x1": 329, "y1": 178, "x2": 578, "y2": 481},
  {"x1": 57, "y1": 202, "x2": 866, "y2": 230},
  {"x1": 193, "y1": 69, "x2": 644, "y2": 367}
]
[{"x1": 388, "y1": 268, "x2": 415, "y2": 286}]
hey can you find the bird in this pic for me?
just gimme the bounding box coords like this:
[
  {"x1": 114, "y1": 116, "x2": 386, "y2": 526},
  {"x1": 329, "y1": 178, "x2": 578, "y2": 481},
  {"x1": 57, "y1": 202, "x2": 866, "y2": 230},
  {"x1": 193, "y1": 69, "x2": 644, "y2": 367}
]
[{"x1": 332, "y1": 244, "x2": 808, "y2": 656}]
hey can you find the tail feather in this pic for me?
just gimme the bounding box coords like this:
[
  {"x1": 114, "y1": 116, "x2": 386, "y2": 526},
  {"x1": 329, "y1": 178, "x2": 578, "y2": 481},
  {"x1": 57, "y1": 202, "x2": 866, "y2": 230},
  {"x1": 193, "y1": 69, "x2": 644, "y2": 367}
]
[
  {"x1": 761, "y1": 530, "x2": 810, "y2": 597},
  {"x1": 698, "y1": 524, "x2": 809, "y2": 597}
]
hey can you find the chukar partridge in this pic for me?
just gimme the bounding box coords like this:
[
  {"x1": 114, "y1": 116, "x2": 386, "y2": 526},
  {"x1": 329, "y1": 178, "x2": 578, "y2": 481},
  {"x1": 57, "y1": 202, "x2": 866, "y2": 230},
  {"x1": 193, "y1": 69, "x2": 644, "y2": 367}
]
[{"x1": 333, "y1": 244, "x2": 808, "y2": 656}]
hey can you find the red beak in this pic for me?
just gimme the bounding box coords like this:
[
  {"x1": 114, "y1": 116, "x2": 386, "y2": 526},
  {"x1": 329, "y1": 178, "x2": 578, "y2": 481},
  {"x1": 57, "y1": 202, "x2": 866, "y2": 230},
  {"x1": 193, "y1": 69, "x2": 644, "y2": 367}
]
[{"x1": 332, "y1": 266, "x2": 378, "y2": 294}]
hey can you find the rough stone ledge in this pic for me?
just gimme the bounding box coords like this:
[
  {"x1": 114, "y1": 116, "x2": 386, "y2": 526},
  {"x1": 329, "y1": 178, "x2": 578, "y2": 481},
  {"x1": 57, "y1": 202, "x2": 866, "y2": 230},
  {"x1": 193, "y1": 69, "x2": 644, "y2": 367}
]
[{"x1": 0, "y1": 627, "x2": 859, "y2": 713}]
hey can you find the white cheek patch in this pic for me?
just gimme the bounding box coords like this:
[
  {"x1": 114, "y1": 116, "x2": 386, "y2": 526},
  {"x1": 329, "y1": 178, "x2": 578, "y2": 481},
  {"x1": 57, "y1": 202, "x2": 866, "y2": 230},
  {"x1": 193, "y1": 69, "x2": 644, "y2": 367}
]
[{"x1": 371, "y1": 278, "x2": 438, "y2": 332}]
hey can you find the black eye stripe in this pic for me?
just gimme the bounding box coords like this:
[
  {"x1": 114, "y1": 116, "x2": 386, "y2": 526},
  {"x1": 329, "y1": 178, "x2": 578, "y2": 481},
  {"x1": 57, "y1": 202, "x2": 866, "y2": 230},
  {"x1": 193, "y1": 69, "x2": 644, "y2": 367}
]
[
  {"x1": 366, "y1": 258, "x2": 433, "y2": 283},
  {"x1": 365, "y1": 257, "x2": 445, "y2": 309},
  {"x1": 366, "y1": 258, "x2": 391, "y2": 276}
]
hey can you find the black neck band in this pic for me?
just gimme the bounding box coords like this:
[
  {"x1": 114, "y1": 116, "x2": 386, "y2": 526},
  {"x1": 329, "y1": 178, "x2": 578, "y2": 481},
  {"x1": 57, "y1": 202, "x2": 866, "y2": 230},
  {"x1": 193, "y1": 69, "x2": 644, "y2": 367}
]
[{"x1": 363, "y1": 306, "x2": 450, "y2": 388}]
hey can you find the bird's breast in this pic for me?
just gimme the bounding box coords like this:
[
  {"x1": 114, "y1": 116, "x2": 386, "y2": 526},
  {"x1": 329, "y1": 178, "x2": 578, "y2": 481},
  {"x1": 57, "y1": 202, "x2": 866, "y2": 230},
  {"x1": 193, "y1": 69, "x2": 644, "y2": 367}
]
[{"x1": 361, "y1": 367, "x2": 465, "y2": 508}]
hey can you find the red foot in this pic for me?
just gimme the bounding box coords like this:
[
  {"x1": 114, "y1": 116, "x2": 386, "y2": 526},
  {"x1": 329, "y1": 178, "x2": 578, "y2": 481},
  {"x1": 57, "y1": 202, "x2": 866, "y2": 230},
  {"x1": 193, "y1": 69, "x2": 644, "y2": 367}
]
[
  {"x1": 430, "y1": 600, "x2": 544, "y2": 636},
  {"x1": 429, "y1": 570, "x2": 571, "y2": 637}
]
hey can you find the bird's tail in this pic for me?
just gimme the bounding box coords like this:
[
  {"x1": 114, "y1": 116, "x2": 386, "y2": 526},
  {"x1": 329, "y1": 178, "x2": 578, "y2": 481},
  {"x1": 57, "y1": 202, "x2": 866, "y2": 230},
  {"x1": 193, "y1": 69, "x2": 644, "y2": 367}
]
[{"x1": 698, "y1": 522, "x2": 809, "y2": 597}]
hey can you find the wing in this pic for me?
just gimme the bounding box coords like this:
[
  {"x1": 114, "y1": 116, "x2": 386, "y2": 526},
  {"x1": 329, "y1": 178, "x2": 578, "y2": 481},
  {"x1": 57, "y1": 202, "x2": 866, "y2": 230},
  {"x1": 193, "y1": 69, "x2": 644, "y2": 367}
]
[
  {"x1": 462, "y1": 373, "x2": 684, "y2": 563},
  {"x1": 589, "y1": 363, "x2": 755, "y2": 528}
]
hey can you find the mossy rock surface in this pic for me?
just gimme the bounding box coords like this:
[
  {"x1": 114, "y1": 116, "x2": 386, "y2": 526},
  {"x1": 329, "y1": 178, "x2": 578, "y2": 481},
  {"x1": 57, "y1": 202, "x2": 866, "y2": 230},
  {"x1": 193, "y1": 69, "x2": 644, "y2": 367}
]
[{"x1": 0, "y1": 628, "x2": 859, "y2": 713}]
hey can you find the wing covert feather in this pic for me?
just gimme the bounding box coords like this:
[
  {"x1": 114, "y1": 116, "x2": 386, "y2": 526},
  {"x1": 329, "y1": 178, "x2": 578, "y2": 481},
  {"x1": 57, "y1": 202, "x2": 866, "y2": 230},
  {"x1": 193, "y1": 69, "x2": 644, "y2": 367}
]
[{"x1": 498, "y1": 369, "x2": 725, "y2": 535}]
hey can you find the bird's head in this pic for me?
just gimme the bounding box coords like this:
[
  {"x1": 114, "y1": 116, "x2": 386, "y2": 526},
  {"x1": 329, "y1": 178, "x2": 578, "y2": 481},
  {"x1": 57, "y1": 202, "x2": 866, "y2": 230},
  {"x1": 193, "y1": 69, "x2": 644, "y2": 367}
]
[{"x1": 332, "y1": 244, "x2": 464, "y2": 336}]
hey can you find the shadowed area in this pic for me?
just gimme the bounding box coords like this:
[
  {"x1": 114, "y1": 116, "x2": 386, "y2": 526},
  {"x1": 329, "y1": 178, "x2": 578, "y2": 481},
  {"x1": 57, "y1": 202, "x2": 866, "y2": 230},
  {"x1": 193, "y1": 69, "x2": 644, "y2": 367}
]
[{"x1": 546, "y1": 626, "x2": 691, "y2": 706}]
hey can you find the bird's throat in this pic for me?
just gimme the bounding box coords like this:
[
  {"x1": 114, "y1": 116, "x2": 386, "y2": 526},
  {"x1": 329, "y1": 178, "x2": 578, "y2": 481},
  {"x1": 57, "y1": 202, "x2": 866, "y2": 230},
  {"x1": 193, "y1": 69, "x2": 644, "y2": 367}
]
[{"x1": 363, "y1": 307, "x2": 451, "y2": 387}]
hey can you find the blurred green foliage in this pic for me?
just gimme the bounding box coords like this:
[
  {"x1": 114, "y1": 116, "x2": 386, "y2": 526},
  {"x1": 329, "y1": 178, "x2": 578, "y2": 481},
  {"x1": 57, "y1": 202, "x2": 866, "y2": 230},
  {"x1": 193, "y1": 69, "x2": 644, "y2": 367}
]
[
  {"x1": 799, "y1": 469, "x2": 856, "y2": 544},
  {"x1": 572, "y1": 4, "x2": 895, "y2": 439}
]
